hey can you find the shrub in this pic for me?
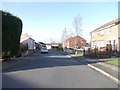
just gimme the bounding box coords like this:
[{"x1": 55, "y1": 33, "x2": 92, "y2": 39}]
[
  {"x1": 84, "y1": 48, "x2": 97, "y2": 58},
  {"x1": 106, "y1": 44, "x2": 112, "y2": 51},
  {"x1": 106, "y1": 44, "x2": 112, "y2": 58},
  {"x1": 97, "y1": 51, "x2": 109, "y2": 58},
  {"x1": 115, "y1": 51, "x2": 120, "y2": 57}
]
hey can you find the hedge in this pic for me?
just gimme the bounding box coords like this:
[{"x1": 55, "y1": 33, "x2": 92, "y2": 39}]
[{"x1": 1, "y1": 10, "x2": 23, "y2": 59}]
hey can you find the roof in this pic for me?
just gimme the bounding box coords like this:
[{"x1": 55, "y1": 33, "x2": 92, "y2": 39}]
[
  {"x1": 39, "y1": 42, "x2": 46, "y2": 45},
  {"x1": 91, "y1": 18, "x2": 120, "y2": 33},
  {"x1": 46, "y1": 43, "x2": 62, "y2": 45},
  {"x1": 65, "y1": 35, "x2": 86, "y2": 42},
  {"x1": 20, "y1": 33, "x2": 35, "y2": 42}
]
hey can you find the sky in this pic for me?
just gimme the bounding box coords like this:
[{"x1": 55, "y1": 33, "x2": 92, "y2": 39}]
[{"x1": 1, "y1": 1, "x2": 118, "y2": 43}]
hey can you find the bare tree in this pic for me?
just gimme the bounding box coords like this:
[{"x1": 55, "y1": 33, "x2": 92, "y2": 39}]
[
  {"x1": 73, "y1": 14, "x2": 82, "y2": 53},
  {"x1": 50, "y1": 37, "x2": 55, "y2": 44},
  {"x1": 73, "y1": 14, "x2": 82, "y2": 36},
  {"x1": 61, "y1": 28, "x2": 71, "y2": 50},
  {"x1": 61, "y1": 28, "x2": 75, "y2": 42},
  {"x1": 61, "y1": 28, "x2": 69, "y2": 42},
  {"x1": 68, "y1": 28, "x2": 75, "y2": 38}
]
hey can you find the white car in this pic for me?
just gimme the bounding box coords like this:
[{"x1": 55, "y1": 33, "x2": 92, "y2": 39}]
[
  {"x1": 41, "y1": 47, "x2": 48, "y2": 53},
  {"x1": 65, "y1": 48, "x2": 75, "y2": 54}
]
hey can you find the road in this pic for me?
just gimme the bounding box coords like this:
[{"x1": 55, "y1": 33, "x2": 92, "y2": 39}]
[{"x1": 2, "y1": 50, "x2": 118, "y2": 88}]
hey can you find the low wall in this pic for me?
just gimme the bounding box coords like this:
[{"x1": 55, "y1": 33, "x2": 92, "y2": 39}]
[
  {"x1": 21, "y1": 49, "x2": 35, "y2": 57},
  {"x1": 21, "y1": 50, "x2": 29, "y2": 57}
]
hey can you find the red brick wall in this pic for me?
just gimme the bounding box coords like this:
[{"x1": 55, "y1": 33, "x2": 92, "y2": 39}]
[{"x1": 67, "y1": 36, "x2": 86, "y2": 49}]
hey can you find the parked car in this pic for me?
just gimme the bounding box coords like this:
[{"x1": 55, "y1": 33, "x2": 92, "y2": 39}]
[
  {"x1": 41, "y1": 47, "x2": 48, "y2": 53},
  {"x1": 65, "y1": 48, "x2": 75, "y2": 54}
]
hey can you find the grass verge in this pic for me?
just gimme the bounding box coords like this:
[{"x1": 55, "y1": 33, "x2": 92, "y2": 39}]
[
  {"x1": 71, "y1": 52, "x2": 84, "y2": 56},
  {"x1": 105, "y1": 60, "x2": 120, "y2": 66}
]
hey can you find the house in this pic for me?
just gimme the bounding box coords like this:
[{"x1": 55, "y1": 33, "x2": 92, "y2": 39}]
[
  {"x1": 62, "y1": 35, "x2": 86, "y2": 50},
  {"x1": 20, "y1": 33, "x2": 35, "y2": 55},
  {"x1": 90, "y1": 18, "x2": 120, "y2": 51},
  {"x1": 39, "y1": 42, "x2": 46, "y2": 48},
  {"x1": 46, "y1": 43, "x2": 62, "y2": 50},
  {"x1": 46, "y1": 43, "x2": 52, "y2": 49},
  {"x1": 35, "y1": 42, "x2": 41, "y2": 50}
]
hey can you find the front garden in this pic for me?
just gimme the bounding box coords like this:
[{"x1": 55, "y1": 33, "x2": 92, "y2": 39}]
[{"x1": 84, "y1": 44, "x2": 120, "y2": 59}]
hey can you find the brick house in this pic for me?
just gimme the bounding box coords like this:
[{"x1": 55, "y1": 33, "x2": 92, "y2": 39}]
[
  {"x1": 63, "y1": 35, "x2": 86, "y2": 49},
  {"x1": 90, "y1": 18, "x2": 120, "y2": 51}
]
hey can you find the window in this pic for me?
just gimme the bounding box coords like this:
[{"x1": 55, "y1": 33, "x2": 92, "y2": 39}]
[
  {"x1": 92, "y1": 41, "x2": 97, "y2": 48},
  {"x1": 113, "y1": 40, "x2": 116, "y2": 46},
  {"x1": 98, "y1": 32, "x2": 100, "y2": 35},
  {"x1": 107, "y1": 40, "x2": 111, "y2": 45},
  {"x1": 94, "y1": 41, "x2": 97, "y2": 48},
  {"x1": 107, "y1": 28, "x2": 111, "y2": 34},
  {"x1": 67, "y1": 42, "x2": 69, "y2": 45},
  {"x1": 100, "y1": 30, "x2": 104, "y2": 36},
  {"x1": 97, "y1": 41, "x2": 101, "y2": 48},
  {"x1": 112, "y1": 40, "x2": 116, "y2": 50},
  {"x1": 106, "y1": 29, "x2": 109, "y2": 34},
  {"x1": 109, "y1": 40, "x2": 111, "y2": 44},
  {"x1": 100, "y1": 41, "x2": 105, "y2": 47},
  {"x1": 91, "y1": 42, "x2": 95, "y2": 48},
  {"x1": 92, "y1": 33, "x2": 94, "y2": 37},
  {"x1": 109, "y1": 28, "x2": 111, "y2": 32}
]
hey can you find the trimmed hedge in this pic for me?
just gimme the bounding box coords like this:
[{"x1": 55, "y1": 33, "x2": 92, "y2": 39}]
[{"x1": 2, "y1": 10, "x2": 22, "y2": 59}]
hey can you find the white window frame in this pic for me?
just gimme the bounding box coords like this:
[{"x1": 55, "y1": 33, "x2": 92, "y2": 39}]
[
  {"x1": 92, "y1": 33, "x2": 94, "y2": 38},
  {"x1": 100, "y1": 30, "x2": 104, "y2": 36},
  {"x1": 100, "y1": 40, "x2": 105, "y2": 47}
]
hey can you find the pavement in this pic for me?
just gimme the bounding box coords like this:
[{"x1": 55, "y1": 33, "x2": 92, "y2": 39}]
[
  {"x1": 70, "y1": 55, "x2": 120, "y2": 85},
  {"x1": 1, "y1": 51, "x2": 120, "y2": 87},
  {"x1": 88, "y1": 62, "x2": 120, "y2": 85},
  {"x1": 87, "y1": 57, "x2": 120, "y2": 85},
  {"x1": 2, "y1": 50, "x2": 40, "y2": 71}
]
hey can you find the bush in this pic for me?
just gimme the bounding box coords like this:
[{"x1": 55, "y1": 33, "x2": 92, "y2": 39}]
[
  {"x1": 85, "y1": 47, "x2": 109, "y2": 59},
  {"x1": 106, "y1": 44, "x2": 112, "y2": 51},
  {"x1": 97, "y1": 51, "x2": 110, "y2": 58},
  {"x1": 84, "y1": 48, "x2": 97, "y2": 58},
  {"x1": 2, "y1": 10, "x2": 22, "y2": 59},
  {"x1": 106, "y1": 44, "x2": 112, "y2": 58},
  {"x1": 115, "y1": 51, "x2": 120, "y2": 57}
]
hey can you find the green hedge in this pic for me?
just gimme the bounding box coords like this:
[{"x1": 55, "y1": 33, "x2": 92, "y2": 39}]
[{"x1": 2, "y1": 10, "x2": 23, "y2": 59}]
